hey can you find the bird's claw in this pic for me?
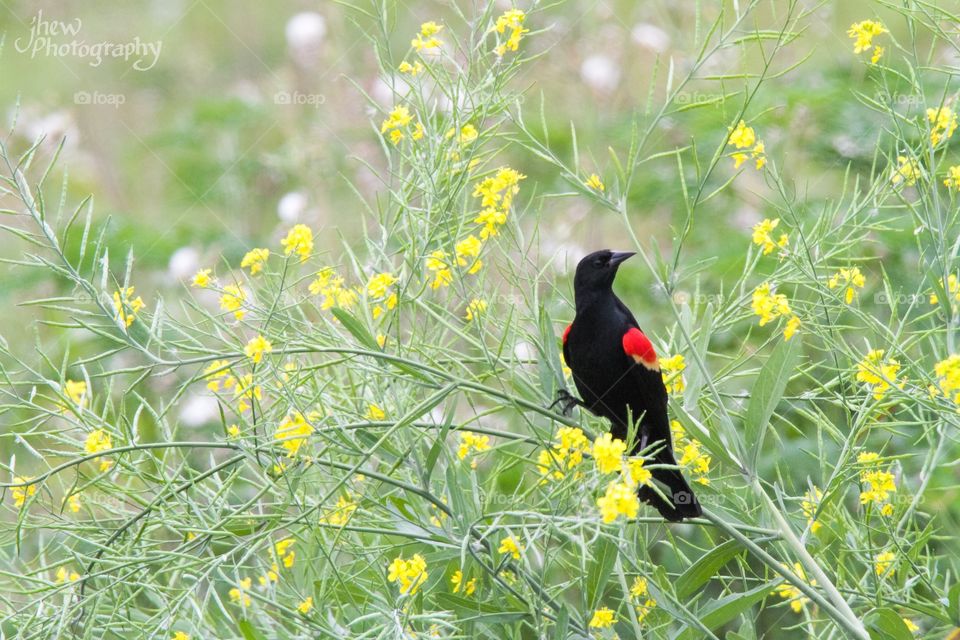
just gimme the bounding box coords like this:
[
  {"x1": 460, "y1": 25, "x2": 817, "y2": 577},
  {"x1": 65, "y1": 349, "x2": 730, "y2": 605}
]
[{"x1": 550, "y1": 389, "x2": 581, "y2": 416}]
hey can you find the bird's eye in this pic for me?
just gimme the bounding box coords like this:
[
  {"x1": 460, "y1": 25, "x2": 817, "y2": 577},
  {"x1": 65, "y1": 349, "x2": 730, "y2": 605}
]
[{"x1": 594, "y1": 259, "x2": 605, "y2": 267}]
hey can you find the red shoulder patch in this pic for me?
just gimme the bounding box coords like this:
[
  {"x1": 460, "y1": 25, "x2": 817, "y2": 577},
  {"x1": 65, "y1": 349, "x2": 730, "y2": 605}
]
[
  {"x1": 562, "y1": 324, "x2": 572, "y2": 344},
  {"x1": 622, "y1": 328, "x2": 659, "y2": 370}
]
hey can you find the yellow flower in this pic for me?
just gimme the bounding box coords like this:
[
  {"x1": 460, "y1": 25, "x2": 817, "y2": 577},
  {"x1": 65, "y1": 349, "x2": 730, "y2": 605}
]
[
  {"x1": 659, "y1": 354, "x2": 686, "y2": 394},
  {"x1": 801, "y1": 486, "x2": 823, "y2": 534},
  {"x1": 446, "y1": 124, "x2": 479, "y2": 146},
  {"x1": 828, "y1": 267, "x2": 866, "y2": 304},
  {"x1": 229, "y1": 577, "x2": 252, "y2": 607},
  {"x1": 625, "y1": 457, "x2": 652, "y2": 487},
  {"x1": 450, "y1": 569, "x2": 477, "y2": 596},
  {"x1": 219, "y1": 285, "x2": 246, "y2": 321},
  {"x1": 244, "y1": 334, "x2": 273, "y2": 364},
  {"x1": 233, "y1": 373, "x2": 262, "y2": 412},
  {"x1": 678, "y1": 439, "x2": 711, "y2": 485},
  {"x1": 381, "y1": 105, "x2": 413, "y2": 133},
  {"x1": 55, "y1": 566, "x2": 81, "y2": 583},
  {"x1": 597, "y1": 480, "x2": 639, "y2": 523},
  {"x1": 68, "y1": 493, "x2": 81, "y2": 513},
  {"x1": 457, "y1": 431, "x2": 491, "y2": 468},
  {"x1": 62, "y1": 379, "x2": 89, "y2": 412},
  {"x1": 309, "y1": 268, "x2": 359, "y2": 310},
  {"x1": 493, "y1": 9, "x2": 528, "y2": 56},
  {"x1": 11, "y1": 477, "x2": 35, "y2": 508},
  {"x1": 857, "y1": 452, "x2": 897, "y2": 514},
  {"x1": 320, "y1": 495, "x2": 357, "y2": 526},
  {"x1": 276, "y1": 537, "x2": 296, "y2": 568},
  {"x1": 874, "y1": 550, "x2": 896, "y2": 576},
  {"x1": 751, "y1": 282, "x2": 792, "y2": 326},
  {"x1": 113, "y1": 287, "x2": 146, "y2": 328},
  {"x1": 398, "y1": 60, "x2": 424, "y2": 76},
  {"x1": 367, "y1": 272, "x2": 397, "y2": 299},
  {"x1": 592, "y1": 432, "x2": 626, "y2": 474},
  {"x1": 204, "y1": 360, "x2": 232, "y2": 392},
  {"x1": 783, "y1": 315, "x2": 801, "y2": 341},
  {"x1": 751, "y1": 218, "x2": 789, "y2": 256},
  {"x1": 498, "y1": 536, "x2": 523, "y2": 559},
  {"x1": 455, "y1": 235, "x2": 484, "y2": 274},
  {"x1": 172, "y1": 633, "x2": 191, "y2": 640},
  {"x1": 537, "y1": 426, "x2": 591, "y2": 481},
  {"x1": 943, "y1": 166, "x2": 960, "y2": 191},
  {"x1": 856, "y1": 349, "x2": 902, "y2": 400},
  {"x1": 365, "y1": 403, "x2": 386, "y2": 421},
  {"x1": 297, "y1": 597, "x2": 313, "y2": 614},
  {"x1": 191, "y1": 268, "x2": 212, "y2": 288},
  {"x1": 847, "y1": 20, "x2": 887, "y2": 54},
  {"x1": 927, "y1": 106, "x2": 958, "y2": 146},
  {"x1": 275, "y1": 412, "x2": 316, "y2": 457},
  {"x1": 772, "y1": 562, "x2": 816, "y2": 613},
  {"x1": 85, "y1": 429, "x2": 113, "y2": 472},
  {"x1": 240, "y1": 248, "x2": 270, "y2": 275},
  {"x1": 281, "y1": 224, "x2": 314, "y2": 261},
  {"x1": 376, "y1": 334, "x2": 387, "y2": 348},
  {"x1": 258, "y1": 562, "x2": 279, "y2": 586},
  {"x1": 387, "y1": 553, "x2": 428, "y2": 595},
  {"x1": 903, "y1": 618, "x2": 919, "y2": 633},
  {"x1": 472, "y1": 167, "x2": 525, "y2": 238},
  {"x1": 630, "y1": 576, "x2": 649, "y2": 599},
  {"x1": 425, "y1": 250, "x2": 453, "y2": 289},
  {"x1": 465, "y1": 298, "x2": 487, "y2": 321},
  {"x1": 933, "y1": 354, "x2": 960, "y2": 408},
  {"x1": 891, "y1": 155, "x2": 920, "y2": 187},
  {"x1": 585, "y1": 174, "x2": 605, "y2": 192},
  {"x1": 227, "y1": 424, "x2": 240, "y2": 438},
  {"x1": 589, "y1": 606, "x2": 616, "y2": 629},
  {"x1": 728, "y1": 120, "x2": 756, "y2": 148},
  {"x1": 871, "y1": 46, "x2": 884, "y2": 64}
]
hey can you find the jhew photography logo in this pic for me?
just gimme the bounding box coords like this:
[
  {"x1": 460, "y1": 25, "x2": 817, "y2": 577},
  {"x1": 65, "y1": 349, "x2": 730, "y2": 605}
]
[{"x1": 14, "y1": 10, "x2": 162, "y2": 71}]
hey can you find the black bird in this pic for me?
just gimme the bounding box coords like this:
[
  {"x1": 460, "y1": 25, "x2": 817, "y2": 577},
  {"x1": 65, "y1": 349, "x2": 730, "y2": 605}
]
[{"x1": 557, "y1": 249, "x2": 701, "y2": 521}]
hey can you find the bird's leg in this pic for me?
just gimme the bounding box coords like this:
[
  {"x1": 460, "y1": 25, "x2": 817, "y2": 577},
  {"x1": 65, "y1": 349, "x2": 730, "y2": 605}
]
[{"x1": 550, "y1": 388, "x2": 586, "y2": 416}]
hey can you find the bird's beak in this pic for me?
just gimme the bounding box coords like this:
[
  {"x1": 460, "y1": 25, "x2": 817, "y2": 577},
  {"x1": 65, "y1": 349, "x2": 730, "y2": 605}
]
[{"x1": 609, "y1": 251, "x2": 636, "y2": 266}]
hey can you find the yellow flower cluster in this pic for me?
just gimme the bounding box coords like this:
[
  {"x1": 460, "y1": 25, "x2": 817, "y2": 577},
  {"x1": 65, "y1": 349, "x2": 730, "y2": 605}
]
[
  {"x1": 874, "y1": 550, "x2": 896, "y2": 577},
  {"x1": 11, "y1": 477, "x2": 35, "y2": 508},
  {"x1": 465, "y1": 298, "x2": 487, "y2": 321},
  {"x1": 752, "y1": 218, "x2": 788, "y2": 256},
  {"x1": 412, "y1": 21, "x2": 443, "y2": 52},
  {"x1": 927, "y1": 106, "x2": 958, "y2": 146},
  {"x1": 659, "y1": 354, "x2": 686, "y2": 395},
  {"x1": 857, "y1": 452, "x2": 897, "y2": 515},
  {"x1": 944, "y1": 166, "x2": 960, "y2": 191},
  {"x1": 493, "y1": 9, "x2": 528, "y2": 56},
  {"x1": 672, "y1": 421, "x2": 711, "y2": 485},
  {"x1": 365, "y1": 403, "x2": 386, "y2": 421},
  {"x1": 891, "y1": 156, "x2": 920, "y2": 187},
  {"x1": 847, "y1": 20, "x2": 887, "y2": 62},
  {"x1": 85, "y1": 429, "x2": 113, "y2": 472},
  {"x1": 229, "y1": 577, "x2": 252, "y2": 607},
  {"x1": 425, "y1": 250, "x2": 453, "y2": 289},
  {"x1": 219, "y1": 284, "x2": 246, "y2": 321},
  {"x1": 204, "y1": 360, "x2": 233, "y2": 392},
  {"x1": 191, "y1": 268, "x2": 212, "y2": 288},
  {"x1": 801, "y1": 486, "x2": 823, "y2": 534},
  {"x1": 930, "y1": 274, "x2": 960, "y2": 309},
  {"x1": 828, "y1": 267, "x2": 866, "y2": 304},
  {"x1": 536, "y1": 426, "x2": 590, "y2": 482},
  {"x1": 727, "y1": 120, "x2": 766, "y2": 170},
  {"x1": 244, "y1": 334, "x2": 273, "y2": 364},
  {"x1": 592, "y1": 432, "x2": 627, "y2": 474},
  {"x1": 275, "y1": 537, "x2": 296, "y2": 569},
  {"x1": 855, "y1": 349, "x2": 903, "y2": 400},
  {"x1": 366, "y1": 272, "x2": 399, "y2": 318},
  {"x1": 932, "y1": 354, "x2": 960, "y2": 408},
  {"x1": 113, "y1": 286, "x2": 146, "y2": 329},
  {"x1": 297, "y1": 597, "x2": 313, "y2": 614},
  {"x1": 380, "y1": 105, "x2": 424, "y2": 145},
  {"x1": 597, "y1": 480, "x2": 639, "y2": 523},
  {"x1": 387, "y1": 553, "x2": 428, "y2": 595},
  {"x1": 457, "y1": 431, "x2": 491, "y2": 469},
  {"x1": 56, "y1": 566, "x2": 81, "y2": 583},
  {"x1": 309, "y1": 268, "x2": 360, "y2": 310},
  {"x1": 241, "y1": 248, "x2": 270, "y2": 275},
  {"x1": 450, "y1": 569, "x2": 477, "y2": 596},
  {"x1": 772, "y1": 562, "x2": 816, "y2": 613},
  {"x1": 455, "y1": 235, "x2": 483, "y2": 274},
  {"x1": 630, "y1": 576, "x2": 657, "y2": 624},
  {"x1": 752, "y1": 282, "x2": 800, "y2": 341},
  {"x1": 275, "y1": 411, "x2": 317, "y2": 457},
  {"x1": 398, "y1": 60, "x2": 423, "y2": 76},
  {"x1": 589, "y1": 606, "x2": 616, "y2": 629},
  {"x1": 281, "y1": 224, "x2": 314, "y2": 261},
  {"x1": 498, "y1": 535, "x2": 523, "y2": 559},
  {"x1": 473, "y1": 167, "x2": 525, "y2": 238},
  {"x1": 61, "y1": 379, "x2": 88, "y2": 413},
  {"x1": 584, "y1": 173, "x2": 604, "y2": 192},
  {"x1": 320, "y1": 494, "x2": 357, "y2": 526}
]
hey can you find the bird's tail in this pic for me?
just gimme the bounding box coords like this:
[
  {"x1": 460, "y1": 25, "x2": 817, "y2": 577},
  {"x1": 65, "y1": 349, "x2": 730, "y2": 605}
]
[{"x1": 638, "y1": 449, "x2": 702, "y2": 522}]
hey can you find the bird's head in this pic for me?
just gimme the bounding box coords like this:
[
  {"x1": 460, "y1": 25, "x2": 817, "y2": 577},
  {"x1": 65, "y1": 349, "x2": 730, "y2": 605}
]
[{"x1": 573, "y1": 249, "x2": 635, "y2": 301}]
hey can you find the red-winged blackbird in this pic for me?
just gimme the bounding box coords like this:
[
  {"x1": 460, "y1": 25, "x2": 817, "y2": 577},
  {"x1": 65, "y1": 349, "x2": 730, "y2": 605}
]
[{"x1": 556, "y1": 249, "x2": 701, "y2": 521}]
